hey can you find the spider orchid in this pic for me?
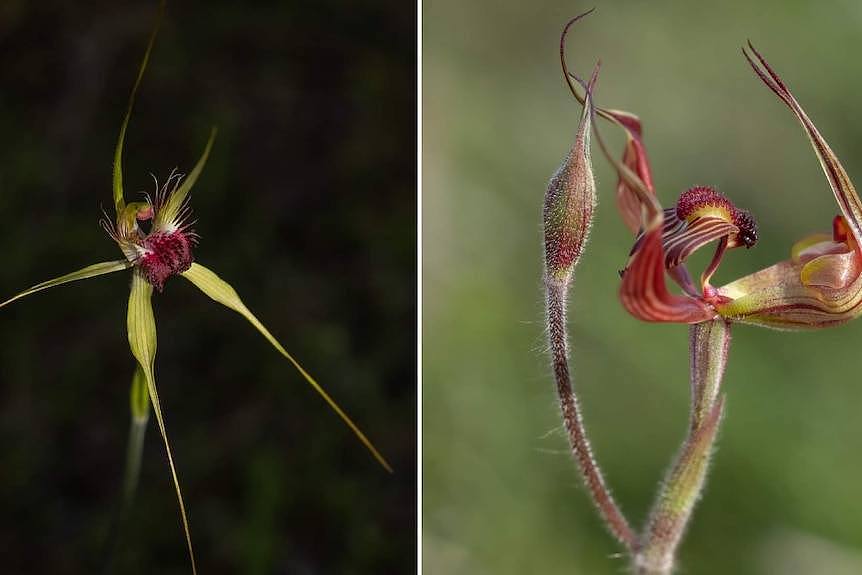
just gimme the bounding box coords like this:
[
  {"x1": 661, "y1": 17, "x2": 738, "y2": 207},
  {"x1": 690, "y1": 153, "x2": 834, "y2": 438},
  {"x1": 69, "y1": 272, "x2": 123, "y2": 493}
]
[{"x1": 1, "y1": 4, "x2": 390, "y2": 573}]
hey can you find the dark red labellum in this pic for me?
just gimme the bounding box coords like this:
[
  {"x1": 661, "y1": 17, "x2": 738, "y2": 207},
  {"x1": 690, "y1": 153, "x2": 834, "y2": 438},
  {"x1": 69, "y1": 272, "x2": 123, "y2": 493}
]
[{"x1": 137, "y1": 230, "x2": 194, "y2": 291}]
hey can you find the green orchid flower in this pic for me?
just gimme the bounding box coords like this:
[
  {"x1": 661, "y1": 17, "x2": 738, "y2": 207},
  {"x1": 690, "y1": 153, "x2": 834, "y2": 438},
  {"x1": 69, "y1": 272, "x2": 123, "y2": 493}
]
[{"x1": 1, "y1": 3, "x2": 390, "y2": 573}]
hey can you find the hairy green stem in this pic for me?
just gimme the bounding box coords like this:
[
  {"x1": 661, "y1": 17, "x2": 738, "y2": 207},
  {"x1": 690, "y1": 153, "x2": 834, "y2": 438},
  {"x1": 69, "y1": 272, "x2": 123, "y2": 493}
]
[
  {"x1": 634, "y1": 319, "x2": 731, "y2": 574},
  {"x1": 546, "y1": 277, "x2": 638, "y2": 552}
]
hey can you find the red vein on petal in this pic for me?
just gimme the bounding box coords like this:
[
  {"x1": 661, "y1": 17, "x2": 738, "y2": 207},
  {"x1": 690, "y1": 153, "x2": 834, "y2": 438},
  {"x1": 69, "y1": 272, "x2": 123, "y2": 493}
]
[{"x1": 620, "y1": 228, "x2": 716, "y2": 323}]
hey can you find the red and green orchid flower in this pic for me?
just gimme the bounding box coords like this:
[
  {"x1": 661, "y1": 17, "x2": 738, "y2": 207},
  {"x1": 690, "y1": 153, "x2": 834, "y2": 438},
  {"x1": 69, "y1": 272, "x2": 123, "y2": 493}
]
[
  {"x1": 1, "y1": 4, "x2": 390, "y2": 573},
  {"x1": 605, "y1": 42, "x2": 862, "y2": 330}
]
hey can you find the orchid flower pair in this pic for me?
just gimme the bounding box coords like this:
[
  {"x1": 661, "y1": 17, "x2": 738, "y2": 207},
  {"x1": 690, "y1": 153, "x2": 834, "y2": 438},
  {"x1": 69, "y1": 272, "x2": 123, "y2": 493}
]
[
  {"x1": 543, "y1": 10, "x2": 862, "y2": 574},
  {"x1": 2, "y1": 3, "x2": 389, "y2": 573}
]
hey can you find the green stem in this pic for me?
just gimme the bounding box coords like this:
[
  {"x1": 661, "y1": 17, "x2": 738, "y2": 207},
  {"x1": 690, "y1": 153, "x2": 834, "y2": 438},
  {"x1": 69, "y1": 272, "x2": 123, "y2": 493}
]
[
  {"x1": 634, "y1": 319, "x2": 731, "y2": 574},
  {"x1": 101, "y1": 367, "x2": 150, "y2": 574}
]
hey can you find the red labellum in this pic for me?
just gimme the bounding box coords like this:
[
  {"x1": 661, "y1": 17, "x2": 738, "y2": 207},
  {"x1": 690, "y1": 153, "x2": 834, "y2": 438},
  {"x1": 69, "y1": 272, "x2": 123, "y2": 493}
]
[{"x1": 138, "y1": 230, "x2": 194, "y2": 291}]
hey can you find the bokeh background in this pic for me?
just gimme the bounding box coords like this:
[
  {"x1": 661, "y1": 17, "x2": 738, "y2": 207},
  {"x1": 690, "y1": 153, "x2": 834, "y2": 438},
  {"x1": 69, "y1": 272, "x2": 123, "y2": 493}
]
[
  {"x1": 0, "y1": 1, "x2": 415, "y2": 574},
  {"x1": 425, "y1": 1, "x2": 862, "y2": 574}
]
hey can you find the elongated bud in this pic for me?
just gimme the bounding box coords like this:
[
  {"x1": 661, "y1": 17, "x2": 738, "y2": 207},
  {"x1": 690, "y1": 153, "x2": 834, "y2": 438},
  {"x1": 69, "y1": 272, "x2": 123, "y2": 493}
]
[
  {"x1": 542, "y1": 61, "x2": 638, "y2": 551},
  {"x1": 544, "y1": 71, "x2": 597, "y2": 283}
]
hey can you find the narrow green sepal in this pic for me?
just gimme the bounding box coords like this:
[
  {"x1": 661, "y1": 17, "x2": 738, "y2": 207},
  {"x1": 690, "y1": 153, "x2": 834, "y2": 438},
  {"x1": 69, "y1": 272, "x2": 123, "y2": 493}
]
[
  {"x1": 113, "y1": 0, "x2": 166, "y2": 213},
  {"x1": 127, "y1": 271, "x2": 197, "y2": 575},
  {"x1": 0, "y1": 260, "x2": 131, "y2": 310},
  {"x1": 181, "y1": 262, "x2": 393, "y2": 473}
]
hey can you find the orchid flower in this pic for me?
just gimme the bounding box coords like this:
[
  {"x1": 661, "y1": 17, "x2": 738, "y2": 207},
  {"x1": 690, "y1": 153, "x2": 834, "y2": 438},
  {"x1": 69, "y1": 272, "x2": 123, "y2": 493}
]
[
  {"x1": 2, "y1": 3, "x2": 390, "y2": 573},
  {"x1": 603, "y1": 42, "x2": 862, "y2": 331},
  {"x1": 544, "y1": 10, "x2": 860, "y2": 574}
]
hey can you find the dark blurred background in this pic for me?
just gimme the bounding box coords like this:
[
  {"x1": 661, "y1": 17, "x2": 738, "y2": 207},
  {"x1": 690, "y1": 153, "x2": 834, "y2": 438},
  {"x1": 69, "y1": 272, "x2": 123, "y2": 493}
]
[
  {"x1": 0, "y1": 1, "x2": 415, "y2": 574},
  {"x1": 425, "y1": 1, "x2": 862, "y2": 574}
]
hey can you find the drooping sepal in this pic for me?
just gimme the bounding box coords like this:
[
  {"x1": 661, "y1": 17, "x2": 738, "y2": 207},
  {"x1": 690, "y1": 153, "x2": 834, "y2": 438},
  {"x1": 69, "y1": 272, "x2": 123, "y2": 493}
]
[
  {"x1": 127, "y1": 271, "x2": 197, "y2": 574},
  {"x1": 180, "y1": 262, "x2": 393, "y2": 472}
]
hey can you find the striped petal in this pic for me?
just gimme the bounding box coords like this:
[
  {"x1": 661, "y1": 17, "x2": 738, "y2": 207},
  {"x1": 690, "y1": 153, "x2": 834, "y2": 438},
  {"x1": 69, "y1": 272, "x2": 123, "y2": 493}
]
[
  {"x1": 656, "y1": 209, "x2": 740, "y2": 269},
  {"x1": 716, "y1": 257, "x2": 862, "y2": 329},
  {"x1": 717, "y1": 211, "x2": 862, "y2": 327},
  {"x1": 744, "y1": 42, "x2": 862, "y2": 245},
  {"x1": 616, "y1": 125, "x2": 655, "y2": 233},
  {"x1": 620, "y1": 227, "x2": 716, "y2": 323},
  {"x1": 558, "y1": 10, "x2": 656, "y2": 233}
]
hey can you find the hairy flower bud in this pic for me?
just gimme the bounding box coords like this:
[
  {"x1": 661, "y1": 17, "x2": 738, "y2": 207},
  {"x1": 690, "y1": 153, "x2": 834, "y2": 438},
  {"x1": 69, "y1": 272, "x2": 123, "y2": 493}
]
[{"x1": 544, "y1": 75, "x2": 597, "y2": 283}]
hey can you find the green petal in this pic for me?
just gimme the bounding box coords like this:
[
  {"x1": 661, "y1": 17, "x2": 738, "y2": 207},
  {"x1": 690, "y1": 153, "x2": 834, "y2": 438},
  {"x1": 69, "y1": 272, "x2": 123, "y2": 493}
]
[
  {"x1": 181, "y1": 262, "x2": 393, "y2": 473},
  {"x1": 0, "y1": 260, "x2": 130, "y2": 310},
  {"x1": 155, "y1": 127, "x2": 217, "y2": 230},
  {"x1": 113, "y1": 0, "x2": 165, "y2": 214},
  {"x1": 127, "y1": 272, "x2": 198, "y2": 574}
]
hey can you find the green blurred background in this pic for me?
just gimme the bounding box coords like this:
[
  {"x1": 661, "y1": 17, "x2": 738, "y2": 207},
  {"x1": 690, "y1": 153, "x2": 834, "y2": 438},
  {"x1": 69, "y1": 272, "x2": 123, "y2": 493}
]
[
  {"x1": 0, "y1": 1, "x2": 414, "y2": 574},
  {"x1": 424, "y1": 1, "x2": 862, "y2": 574}
]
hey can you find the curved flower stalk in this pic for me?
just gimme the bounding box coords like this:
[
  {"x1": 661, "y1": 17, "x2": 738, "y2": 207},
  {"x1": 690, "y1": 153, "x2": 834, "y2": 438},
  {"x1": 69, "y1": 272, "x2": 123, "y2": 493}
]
[
  {"x1": 1, "y1": 2, "x2": 390, "y2": 573},
  {"x1": 544, "y1": 62, "x2": 639, "y2": 550},
  {"x1": 545, "y1": 10, "x2": 862, "y2": 574}
]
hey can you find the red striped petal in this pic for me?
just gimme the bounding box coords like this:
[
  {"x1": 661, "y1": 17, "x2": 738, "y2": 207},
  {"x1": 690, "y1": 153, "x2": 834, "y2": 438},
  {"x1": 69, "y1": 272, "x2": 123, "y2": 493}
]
[{"x1": 620, "y1": 228, "x2": 716, "y2": 323}]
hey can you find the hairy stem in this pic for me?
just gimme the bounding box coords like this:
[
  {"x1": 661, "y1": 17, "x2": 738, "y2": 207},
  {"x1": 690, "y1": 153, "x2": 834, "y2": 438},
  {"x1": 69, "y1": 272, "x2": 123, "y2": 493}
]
[
  {"x1": 546, "y1": 277, "x2": 637, "y2": 552},
  {"x1": 635, "y1": 319, "x2": 731, "y2": 574},
  {"x1": 689, "y1": 319, "x2": 731, "y2": 431}
]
